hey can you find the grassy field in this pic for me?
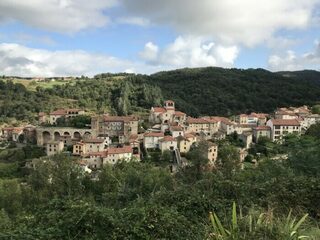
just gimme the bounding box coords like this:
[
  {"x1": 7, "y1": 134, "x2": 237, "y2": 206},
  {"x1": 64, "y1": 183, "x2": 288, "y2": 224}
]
[{"x1": 5, "y1": 78, "x2": 75, "y2": 91}]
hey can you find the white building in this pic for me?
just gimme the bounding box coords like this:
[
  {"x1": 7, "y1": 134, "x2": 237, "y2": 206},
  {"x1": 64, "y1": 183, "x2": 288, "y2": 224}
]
[
  {"x1": 253, "y1": 126, "x2": 271, "y2": 142},
  {"x1": 170, "y1": 125, "x2": 184, "y2": 138},
  {"x1": 159, "y1": 136, "x2": 178, "y2": 152},
  {"x1": 267, "y1": 119, "x2": 301, "y2": 141},
  {"x1": 143, "y1": 132, "x2": 164, "y2": 149},
  {"x1": 103, "y1": 146, "x2": 133, "y2": 165}
]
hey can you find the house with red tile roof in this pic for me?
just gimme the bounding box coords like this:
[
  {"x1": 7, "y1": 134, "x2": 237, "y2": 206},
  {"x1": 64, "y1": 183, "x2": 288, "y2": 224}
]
[
  {"x1": 143, "y1": 132, "x2": 164, "y2": 149},
  {"x1": 49, "y1": 108, "x2": 85, "y2": 125},
  {"x1": 253, "y1": 126, "x2": 271, "y2": 142},
  {"x1": 103, "y1": 146, "x2": 134, "y2": 165},
  {"x1": 267, "y1": 119, "x2": 301, "y2": 141},
  {"x1": 91, "y1": 115, "x2": 139, "y2": 144},
  {"x1": 149, "y1": 100, "x2": 186, "y2": 125},
  {"x1": 159, "y1": 136, "x2": 177, "y2": 152}
]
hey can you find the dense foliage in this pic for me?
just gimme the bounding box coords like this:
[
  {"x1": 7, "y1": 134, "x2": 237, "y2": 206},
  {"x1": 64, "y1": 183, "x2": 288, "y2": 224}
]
[
  {"x1": 1, "y1": 68, "x2": 320, "y2": 123},
  {"x1": 150, "y1": 67, "x2": 320, "y2": 116},
  {"x1": 0, "y1": 134, "x2": 320, "y2": 239}
]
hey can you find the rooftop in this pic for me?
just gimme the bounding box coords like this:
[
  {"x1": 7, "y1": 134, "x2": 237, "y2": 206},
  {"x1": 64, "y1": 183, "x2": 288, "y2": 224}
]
[
  {"x1": 107, "y1": 146, "x2": 132, "y2": 154},
  {"x1": 270, "y1": 119, "x2": 300, "y2": 126}
]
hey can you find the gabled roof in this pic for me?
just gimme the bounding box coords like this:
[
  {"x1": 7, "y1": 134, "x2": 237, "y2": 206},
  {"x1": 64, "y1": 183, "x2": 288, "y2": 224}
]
[
  {"x1": 50, "y1": 109, "x2": 67, "y2": 116},
  {"x1": 174, "y1": 111, "x2": 186, "y2": 117},
  {"x1": 171, "y1": 126, "x2": 183, "y2": 131},
  {"x1": 254, "y1": 126, "x2": 271, "y2": 131},
  {"x1": 152, "y1": 107, "x2": 166, "y2": 113},
  {"x1": 107, "y1": 146, "x2": 132, "y2": 154},
  {"x1": 159, "y1": 136, "x2": 176, "y2": 142},
  {"x1": 144, "y1": 132, "x2": 164, "y2": 137},
  {"x1": 185, "y1": 133, "x2": 196, "y2": 139},
  {"x1": 270, "y1": 119, "x2": 300, "y2": 126},
  {"x1": 186, "y1": 117, "x2": 209, "y2": 124}
]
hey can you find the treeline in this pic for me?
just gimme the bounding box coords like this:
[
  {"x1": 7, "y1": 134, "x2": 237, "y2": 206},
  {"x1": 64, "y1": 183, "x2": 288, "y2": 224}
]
[
  {"x1": 149, "y1": 67, "x2": 320, "y2": 116},
  {"x1": 1, "y1": 131, "x2": 320, "y2": 239},
  {"x1": 42, "y1": 75, "x2": 163, "y2": 115},
  {"x1": 1, "y1": 67, "x2": 320, "y2": 123}
]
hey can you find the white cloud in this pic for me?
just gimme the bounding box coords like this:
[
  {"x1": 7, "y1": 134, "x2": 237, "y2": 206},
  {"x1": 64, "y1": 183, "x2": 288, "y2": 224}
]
[
  {"x1": 0, "y1": 0, "x2": 117, "y2": 33},
  {"x1": 121, "y1": 0, "x2": 320, "y2": 46},
  {"x1": 139, "y1": 42, "x2": 159, "y2": 62},
  {"x1": 268, "y1": 42, "x2": 320, "y2": 71},
  {"x1": 140, "y1": 36, "x2": 239, "y2": 68},
  {"x1": 0, "y1": 43, "x2": 140, "y2": 77},
  {"x1": 116, "y1": 17, "x2": 150, "y2": 26}
]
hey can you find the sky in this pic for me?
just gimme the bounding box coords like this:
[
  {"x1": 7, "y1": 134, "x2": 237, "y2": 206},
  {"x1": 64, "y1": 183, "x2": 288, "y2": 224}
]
[{"x1": 0, "y1": 0, "x2": 319, "y2": 77}]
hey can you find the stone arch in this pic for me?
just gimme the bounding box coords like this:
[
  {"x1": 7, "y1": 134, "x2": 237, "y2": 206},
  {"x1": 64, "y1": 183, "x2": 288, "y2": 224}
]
[
  {"x1": 63, "y1": 132, "x2": 71, "y2": 136},
  {"x1": 42, "y1": 131, "x2": 51, "y2": 144},
  {"x1": 54, "y1": 132, "x2": 61, "y2": 141},
  {"x1": 73, "y1": 131, "x2": 81, "y2": 140},
  {"x1": 83, "y1": 132, "x2": 92, "y2": 139}
]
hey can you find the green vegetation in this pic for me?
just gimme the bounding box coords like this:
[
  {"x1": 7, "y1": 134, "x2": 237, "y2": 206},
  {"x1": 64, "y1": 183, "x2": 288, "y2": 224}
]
[
  {"x1": 0, "y1": 132, "x2": 319, "y2": 239},
  {"x1": 150, "y1": 67, "x2": 320, "y2": 116},
  {"x1": 1, "y1": 68, "x2": 320, "y2": 124}
]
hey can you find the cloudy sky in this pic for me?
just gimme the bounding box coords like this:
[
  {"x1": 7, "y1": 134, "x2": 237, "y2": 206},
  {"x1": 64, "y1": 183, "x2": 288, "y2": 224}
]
[{"x1": 0, "y1": 0, "x2": 319, "y2": 77}]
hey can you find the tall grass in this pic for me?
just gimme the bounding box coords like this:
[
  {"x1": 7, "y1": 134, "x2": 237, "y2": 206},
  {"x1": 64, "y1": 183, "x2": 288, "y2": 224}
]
[{"x1": 208, "y1": 202, "x2": 312, "y2": 240}]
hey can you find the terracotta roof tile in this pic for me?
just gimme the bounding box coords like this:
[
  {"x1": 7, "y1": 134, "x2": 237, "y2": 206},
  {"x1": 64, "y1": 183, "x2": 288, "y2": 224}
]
[
  {"x1": 152, "y1": 107, "x2": 166, "y2": 113},
  {"x1": 144, "y1": 132, "x2": 165, "y2": 137},
  {"x1": 254, "y1": 126, "x2": 271, "y2": 131},
  {"x1": 159, "y1": 136, "x2": 176, "y2": 142},
  {"x1": 107, "y1": 146, "x2": 132, "y2": 154},
  {"x1": 271, "y1": 119, "x2": 300, "y2": 126}
]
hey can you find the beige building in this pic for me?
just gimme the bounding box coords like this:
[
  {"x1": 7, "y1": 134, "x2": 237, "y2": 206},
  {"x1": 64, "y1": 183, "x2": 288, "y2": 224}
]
[
  {"x1": 253, "y1": 126, "x2": 271, "y2": 142},
  {"x1": 143, "y1": 132, "x2": 164, "y2": 149},
  {"x1": 149, "y1": 100, "x2": 186, "y2": 125},
  {"x1": 91, "y1": 115, "x2": 138, "y2": 143},
  {"x1": 267, "y1": 119, "x2": 301, "y2": 141},
  {"x1": 239, "y1": 131, "x2": 253, "y2": 149},
  {"x1": 186, "y1": 117, "x2": 219, "y2": 138},
  {"x1": 170, "y1": 125, "x2": 184, "y2": 138},
  {"x1": 49, "y1": 109, "x2": 85, "y2": 125},
  {"x1": 236, "y1": 113, "x2": 268, "y2": 126},
  {"x1": 73, "y1": 138, "x2": 108, "y2": 155},
  {"x1": 81, "y1": 152, "x2": 107, "y2": 169},
  {"x1": 176, "y1": 133, "x2": 197, "y2": 154},
  {"x1": 46, "y1": 141, "x2": 64, "y2": 156},
  {"x1": 207, "y1": 142, "x2": 218, "y2": 165},
  {"x1": 103, "y1": 146, "x2": 133, "y2": 165},
  {"x1": 159, "y1": 136, "x2": 178, "y2": 152}
]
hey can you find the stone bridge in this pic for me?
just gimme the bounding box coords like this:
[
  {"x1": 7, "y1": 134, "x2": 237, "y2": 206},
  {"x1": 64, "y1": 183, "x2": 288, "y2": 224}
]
[{"x1": 36, "y1": 127, "x2": 96, "y2": 146}]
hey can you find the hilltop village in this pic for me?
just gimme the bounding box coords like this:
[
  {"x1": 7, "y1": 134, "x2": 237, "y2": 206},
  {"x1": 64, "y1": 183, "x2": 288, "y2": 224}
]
[{"x1": 1, "y1": 100, "x2": 320, "y2": 172}]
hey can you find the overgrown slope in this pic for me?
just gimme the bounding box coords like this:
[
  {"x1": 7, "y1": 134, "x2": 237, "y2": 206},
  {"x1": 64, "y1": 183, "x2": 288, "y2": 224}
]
[{"x1": 149, "y1": 67, "x2": 320, "y2": 116}]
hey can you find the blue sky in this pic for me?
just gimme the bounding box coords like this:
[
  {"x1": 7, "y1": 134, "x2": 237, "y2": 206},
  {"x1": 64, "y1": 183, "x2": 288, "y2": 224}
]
[{"x1": 0, "y1": 0, "x2": 319, "y2": 77}]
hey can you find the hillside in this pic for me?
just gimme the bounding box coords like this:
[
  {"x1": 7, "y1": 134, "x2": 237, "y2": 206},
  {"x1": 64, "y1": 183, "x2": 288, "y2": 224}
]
[
  {"x1": 149, "y1": 67, "x2": 320, "y2": 116},
  {"x1": 1, "y1": 67, "x2": 320, "y2": 123}
]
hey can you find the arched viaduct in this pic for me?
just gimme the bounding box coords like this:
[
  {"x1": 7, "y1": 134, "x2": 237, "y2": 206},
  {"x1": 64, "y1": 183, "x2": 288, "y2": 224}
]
[{"x1": 36, "y1": 127, "x2": 96, "y2": 146}]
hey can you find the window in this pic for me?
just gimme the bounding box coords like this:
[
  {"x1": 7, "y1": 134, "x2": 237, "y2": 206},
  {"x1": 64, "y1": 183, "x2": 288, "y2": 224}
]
[
  {"x1": 275, "y1": 126, "x2": 280, "y2": 129},
  {"x1": 275, "y1": 131, "x2": 280, "y2": 135}
]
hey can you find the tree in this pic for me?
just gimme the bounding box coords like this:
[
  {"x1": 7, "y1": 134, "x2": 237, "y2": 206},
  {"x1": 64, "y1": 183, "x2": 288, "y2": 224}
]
[
  {"x1": 305, "y1": 123, "x2": 320, "y2": 139},
  {"x1": 217, "y1": 144, "x2": 241, "y2": 177},
  {"x1": 187, "y1": 141, "x2": 210, "y2": 179}
]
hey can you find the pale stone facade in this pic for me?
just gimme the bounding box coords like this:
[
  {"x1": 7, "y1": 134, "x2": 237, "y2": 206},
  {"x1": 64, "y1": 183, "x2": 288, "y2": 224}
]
[
  {"x1": 46, "y1": 141, "x2": 64, "y2": 156},
  {"x1": 267, "y1": 119, "x2": 301, "y2": 141}
]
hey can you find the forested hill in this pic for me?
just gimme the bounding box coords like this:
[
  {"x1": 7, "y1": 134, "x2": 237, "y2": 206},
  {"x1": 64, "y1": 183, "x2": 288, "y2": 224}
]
[
  {"x1": 278, "y1": 70, "x2": 320, "y2": 82},
  {"x1": 1, "y1": 67, "x2": 320, "y2": 123},
  {"x1": 149, "y1": 67, "x2": 320, "y2": 116}
]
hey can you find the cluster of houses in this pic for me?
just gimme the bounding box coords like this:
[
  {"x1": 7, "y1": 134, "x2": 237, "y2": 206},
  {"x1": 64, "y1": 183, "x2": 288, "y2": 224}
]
[{"x1": 1, "y1": 101, "x2": 320, "y2": 171}]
